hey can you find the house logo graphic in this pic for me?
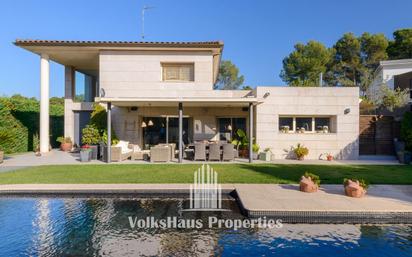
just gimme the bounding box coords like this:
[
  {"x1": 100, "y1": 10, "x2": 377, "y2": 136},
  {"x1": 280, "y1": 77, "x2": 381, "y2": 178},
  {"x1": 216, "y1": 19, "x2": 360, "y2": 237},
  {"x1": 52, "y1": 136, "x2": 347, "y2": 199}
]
[{"x1": 183, "y1": 164, "x2": 228, "y2": 212}]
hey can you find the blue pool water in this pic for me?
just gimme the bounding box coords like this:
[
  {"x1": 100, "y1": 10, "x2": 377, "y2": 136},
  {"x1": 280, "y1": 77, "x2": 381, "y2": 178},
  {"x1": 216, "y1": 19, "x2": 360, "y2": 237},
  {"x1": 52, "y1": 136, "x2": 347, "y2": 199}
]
[{"x1": 0, "y1": 197, "x2": 411, "y2": 256}]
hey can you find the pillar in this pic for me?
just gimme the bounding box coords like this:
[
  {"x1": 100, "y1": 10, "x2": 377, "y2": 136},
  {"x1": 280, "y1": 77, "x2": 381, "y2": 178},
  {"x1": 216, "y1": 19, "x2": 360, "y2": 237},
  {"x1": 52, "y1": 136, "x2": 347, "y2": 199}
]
[
  {"x1": 107, "y1": 102, "x2": 112, "y2": 163},
  {"x1": 249, "y1": 103, "x2": 253, "y2": 163},
  {"x1": 178, "y1": 102, "x2": 183, "y2": 163},
  {"x1": 40, "y1": 54, "x2": 50, "y2": 153}
]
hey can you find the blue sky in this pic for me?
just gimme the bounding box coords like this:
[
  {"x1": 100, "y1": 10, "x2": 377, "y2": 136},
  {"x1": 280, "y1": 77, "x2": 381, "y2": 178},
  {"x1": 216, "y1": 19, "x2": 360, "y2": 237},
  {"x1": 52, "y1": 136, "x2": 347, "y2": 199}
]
[{"x1": 1, "y1": 0, "x2": 412, "y2": 98}]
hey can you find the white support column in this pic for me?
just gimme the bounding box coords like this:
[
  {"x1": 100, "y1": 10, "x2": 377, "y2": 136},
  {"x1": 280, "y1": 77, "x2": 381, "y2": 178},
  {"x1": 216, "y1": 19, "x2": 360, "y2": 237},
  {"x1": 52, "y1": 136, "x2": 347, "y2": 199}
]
[
  {"x1": 40, "y1": 54, "x2": 50, "y2": 153},
  {"x1": 107, "y1": 102, "x2": 112, "y2": 163}
]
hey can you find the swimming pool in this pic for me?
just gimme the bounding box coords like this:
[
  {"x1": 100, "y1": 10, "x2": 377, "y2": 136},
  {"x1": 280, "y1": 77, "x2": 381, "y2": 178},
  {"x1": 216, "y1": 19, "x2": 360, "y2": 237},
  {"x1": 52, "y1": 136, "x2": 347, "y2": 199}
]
[{"x1": 0, "y1": 197, "x2": 410, "y2": 256}]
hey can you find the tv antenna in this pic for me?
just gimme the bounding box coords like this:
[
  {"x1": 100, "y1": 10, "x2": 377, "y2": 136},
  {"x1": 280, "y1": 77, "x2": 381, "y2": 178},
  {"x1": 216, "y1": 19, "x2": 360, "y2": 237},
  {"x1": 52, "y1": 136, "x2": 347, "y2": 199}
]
[{"x1": 141, "y1": 5, "x2": 155, "y2": 40}]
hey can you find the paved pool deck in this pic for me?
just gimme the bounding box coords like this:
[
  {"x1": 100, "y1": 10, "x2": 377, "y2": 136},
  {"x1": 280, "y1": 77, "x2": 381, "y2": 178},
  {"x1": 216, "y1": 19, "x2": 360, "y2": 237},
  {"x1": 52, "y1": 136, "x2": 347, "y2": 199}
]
[
  {"x1": 1, "y1": 183, "x2": 411, "y2": 223},
  {"x1": 0, "y1": 150, "x2": 401, "y2": 173}
]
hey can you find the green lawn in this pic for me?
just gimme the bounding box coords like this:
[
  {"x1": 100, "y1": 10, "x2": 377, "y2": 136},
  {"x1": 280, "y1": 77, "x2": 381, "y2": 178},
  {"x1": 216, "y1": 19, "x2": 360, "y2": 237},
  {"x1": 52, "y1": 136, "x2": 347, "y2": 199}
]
[{"x1": 0, "y1": 164, "x2": 410, "y2": 184}]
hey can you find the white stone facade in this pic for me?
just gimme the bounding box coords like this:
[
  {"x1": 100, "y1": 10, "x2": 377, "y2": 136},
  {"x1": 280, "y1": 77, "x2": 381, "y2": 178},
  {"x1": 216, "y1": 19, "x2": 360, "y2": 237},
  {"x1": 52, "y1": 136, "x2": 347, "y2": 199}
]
[{"x1": 255, "y1": 87, "x2": 359, "y2": 160}]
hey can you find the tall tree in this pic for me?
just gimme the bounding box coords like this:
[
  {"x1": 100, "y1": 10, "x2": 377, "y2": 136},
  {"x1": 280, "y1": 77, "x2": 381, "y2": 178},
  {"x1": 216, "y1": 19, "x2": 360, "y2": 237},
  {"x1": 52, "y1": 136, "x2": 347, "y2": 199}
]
[
  {"x1": 280, "y1": 41, "x2": 334, "y2": 86},
  {"x1": 359, "y1": 33, "x2": 389, "y2": 93},
  {"x1": 387, "y1": 28, "x2": 412, "y2": 59},
  {"x1": 326, "y1": 33, "x2": 362, "y2": 87},
  {"x1": 215, "y1": 60, "x2": 245, "y2": 90}
]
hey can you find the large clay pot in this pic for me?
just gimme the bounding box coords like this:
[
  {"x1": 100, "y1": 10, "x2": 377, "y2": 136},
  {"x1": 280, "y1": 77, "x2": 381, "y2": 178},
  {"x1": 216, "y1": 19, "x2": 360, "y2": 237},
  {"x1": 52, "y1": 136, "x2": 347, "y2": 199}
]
[
  {"x1": 60, "y1": 142, "x2": 72, "y2": 152},
  {"x1": 344, "y1": 180, "x2": 366, "y2": 198},
  {"x1": 299, "y1": 176, "x2": 318, "y2": 193}
]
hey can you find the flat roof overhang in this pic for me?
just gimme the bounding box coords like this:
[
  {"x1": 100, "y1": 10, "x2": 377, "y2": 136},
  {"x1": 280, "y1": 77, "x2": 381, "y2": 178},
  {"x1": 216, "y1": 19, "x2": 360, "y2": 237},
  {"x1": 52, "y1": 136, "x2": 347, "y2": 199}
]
[
  {"x1": 14, "y1": 39, "x2": 224, "y2": 80},
  {"x1": 96, "y1": 97, "x2": 261, "y2": 107}
]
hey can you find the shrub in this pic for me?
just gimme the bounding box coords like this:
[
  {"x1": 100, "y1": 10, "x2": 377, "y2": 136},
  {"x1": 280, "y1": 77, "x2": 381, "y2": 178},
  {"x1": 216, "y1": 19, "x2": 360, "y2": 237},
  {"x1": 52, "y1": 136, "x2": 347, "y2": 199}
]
[
  {"x1": 252, "y1": 143, "x2": 260, "y2": 153},
  {"x1": 102, "y1": 129, "x2": 119, "y2": 145},
  {"x1": 81, "y1": 125, "x2": 100, "y2": 145},
  {"x1": 303, "y1": 172, "x2": 320, "y2": 186},
  {"x1": 292, "y1": 143, "x2": 309, "y2": 160},
  {"x1": 56, "y1": 137, "x2": 72, "y2": 144},
  {"x1": 0, "y1": 95, "x2": 64, "y2": 153},
  {"x1": 343, "y1": 178, "x2": 369, "y2": 190},
  {"x1": 401, "y1": 112, "x2": 412, "y2": 151}
]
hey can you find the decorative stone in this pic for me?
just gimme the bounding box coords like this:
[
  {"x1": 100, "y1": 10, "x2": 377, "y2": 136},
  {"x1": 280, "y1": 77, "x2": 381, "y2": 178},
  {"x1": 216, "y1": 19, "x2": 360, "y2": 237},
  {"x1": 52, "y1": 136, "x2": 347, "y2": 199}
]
[
  {"x1": 299, "y1": 176, "x2": 318, "y2": 193},
  {"x1": 344, "y1": 180, "x2": 366, "y2": 198}
]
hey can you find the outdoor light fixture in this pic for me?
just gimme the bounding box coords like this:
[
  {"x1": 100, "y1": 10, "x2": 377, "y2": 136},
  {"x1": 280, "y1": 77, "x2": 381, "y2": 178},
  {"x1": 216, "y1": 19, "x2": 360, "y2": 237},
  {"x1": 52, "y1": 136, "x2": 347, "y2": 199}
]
[
  {"x1": 148, "y1": 120, "x2": 154, "y2": 126},
  {"x1": 344, "y1": 108, "x2": 351, "y2": 115},
  {"x1": 263, "y1": 92, "x2": 270, "y2": 98},
  {"x1": 141, "y1": 121, "x2": 147, "y2": 128},
  {"x1": 227, "y1": 124, "x2": 232, "y2": 131}
]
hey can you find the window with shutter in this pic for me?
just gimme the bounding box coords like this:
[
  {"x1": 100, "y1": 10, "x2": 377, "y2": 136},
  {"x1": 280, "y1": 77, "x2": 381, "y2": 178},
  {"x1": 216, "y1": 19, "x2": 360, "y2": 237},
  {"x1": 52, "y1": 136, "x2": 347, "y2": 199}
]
[{"x1": 162, "y1": 63, "x2": 194, "y2": 82}]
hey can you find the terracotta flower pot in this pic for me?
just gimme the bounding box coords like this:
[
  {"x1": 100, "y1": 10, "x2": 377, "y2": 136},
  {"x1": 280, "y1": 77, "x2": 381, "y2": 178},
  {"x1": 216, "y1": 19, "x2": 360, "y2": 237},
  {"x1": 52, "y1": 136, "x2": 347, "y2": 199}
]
[
  {"x1": 299, "y1": 176, "x2": 318, "y2": 193},
  {"x1": 344, "y1": 180, "x2": 366, "y2": 198},
  {"x1": 60, "y1": 142, "x2": 72, "y2": 152},
  {"x1": 327, "y1": 155, "x2": 333, "y2": 161}
]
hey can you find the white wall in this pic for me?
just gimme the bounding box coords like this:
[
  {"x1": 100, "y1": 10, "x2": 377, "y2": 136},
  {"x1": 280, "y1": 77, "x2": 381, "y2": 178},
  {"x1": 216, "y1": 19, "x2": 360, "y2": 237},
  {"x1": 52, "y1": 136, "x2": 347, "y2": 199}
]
[
  {"x1": 100, "y1": 50, "x2": 214, "y2": 98},
  {"x1": 255, "y1": 87, "x2": 359, "y2": 160}
]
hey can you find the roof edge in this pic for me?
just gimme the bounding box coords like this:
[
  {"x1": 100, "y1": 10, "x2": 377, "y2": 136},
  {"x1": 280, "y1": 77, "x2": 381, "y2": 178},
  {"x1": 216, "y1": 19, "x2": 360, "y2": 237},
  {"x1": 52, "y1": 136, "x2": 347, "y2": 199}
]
[{"x1": 14, "y1": 39, "x2": 224, "y2": 48}]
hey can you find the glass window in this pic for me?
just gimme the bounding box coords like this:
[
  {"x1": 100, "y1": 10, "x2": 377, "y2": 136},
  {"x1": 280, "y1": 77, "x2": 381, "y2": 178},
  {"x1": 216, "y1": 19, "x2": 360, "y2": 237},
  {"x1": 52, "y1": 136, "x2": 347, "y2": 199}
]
[
  {"x1": 218, "y1": 118, "x2": 246, "y2": 141},
  {"x1": 279, "y1": 117, "x2": 293, "y2": 133},
  {"x1": 296, "y1": 117, "x2": 312, "y2": 132},
  {"x1": 315, "y1": 118, "x2": 330, "y2": 133},
  {"x1": 162, "y1": 63, "x2": 194, "y2": 82}
]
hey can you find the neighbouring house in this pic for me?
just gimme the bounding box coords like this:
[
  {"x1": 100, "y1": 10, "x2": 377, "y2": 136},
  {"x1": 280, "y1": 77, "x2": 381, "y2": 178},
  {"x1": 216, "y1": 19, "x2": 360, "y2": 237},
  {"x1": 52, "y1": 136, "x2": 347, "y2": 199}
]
[
  {"x1": 368, "y1": 58, "x2": 412, "y2": 112},
  {"x1": 15, "y1": 39, "x2": 359, "y2": 161}
]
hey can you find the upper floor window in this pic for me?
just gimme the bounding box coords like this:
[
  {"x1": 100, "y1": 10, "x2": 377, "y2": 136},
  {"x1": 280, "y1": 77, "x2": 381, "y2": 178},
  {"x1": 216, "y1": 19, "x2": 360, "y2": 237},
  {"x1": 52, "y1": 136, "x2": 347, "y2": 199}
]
[{"x1": 162, "y1": 63, "x2": 194, "y2": 82}]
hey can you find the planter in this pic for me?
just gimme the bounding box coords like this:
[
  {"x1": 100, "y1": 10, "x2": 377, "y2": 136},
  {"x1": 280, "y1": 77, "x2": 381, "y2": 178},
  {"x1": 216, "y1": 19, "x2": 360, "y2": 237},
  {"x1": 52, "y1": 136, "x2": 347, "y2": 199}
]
[
  {"x1": 259, "y1": 152, "x2": 272, "y2": 161},
  {"x1": 344, "y1": 180, "x2": 366, "y2": 198},
  {"x1": 326, "y1": 155, "x2": 333, "y2": 161},
  {"x1": 80, "y1": 150, "x2": 92, "y2": 162},
  {"x1": 60, "y1": 142, "x2": 72, "y2": 152},
  {"x1": 238, "y1": 149, "x2": 249, "y2": 158},
  {"x1": 299, "y1": 176, "x2": 318, "y2": 193},
  {"x1": 0, "y1": 151, "x2": 3, "y2": 164},
  {"x1": 89, "y1": 145, "x2": 98, "y2": 160},
  {"x1": 252, "y1": 152, "x2": 259, "y2": 160},
  {"x1": 397, "y1": 151, "x2": 405, "y2": 164},
  {"x1": 297, "y1": 156, "x2": 305, "y2": 161}
]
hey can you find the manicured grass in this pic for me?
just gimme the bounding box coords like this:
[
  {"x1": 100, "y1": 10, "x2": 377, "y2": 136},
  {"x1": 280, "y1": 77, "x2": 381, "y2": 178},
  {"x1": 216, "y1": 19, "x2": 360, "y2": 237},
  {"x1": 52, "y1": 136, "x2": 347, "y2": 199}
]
[{"x1": 0, "y1": 164, "x2": 410, "y2": 184}]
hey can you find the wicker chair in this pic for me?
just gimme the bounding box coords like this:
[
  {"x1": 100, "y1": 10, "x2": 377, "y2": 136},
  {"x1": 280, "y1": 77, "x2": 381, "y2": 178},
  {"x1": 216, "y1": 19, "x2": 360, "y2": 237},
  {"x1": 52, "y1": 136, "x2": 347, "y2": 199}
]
[
  {"x1": 150, "y1": 145, "x2": 171, "y2": 162},
  {"x1": 194, "y1": 143, "x2": 207, "y2": 161},
  {"x1": 208, "y1": 143, "x2": 221, "y2": 161},
  {"x1": 102, "y1": 146, "x2": 132, "y2": 162},
  {"x1": 222, "y1": 144, "x2": 235, "y2": 161}
]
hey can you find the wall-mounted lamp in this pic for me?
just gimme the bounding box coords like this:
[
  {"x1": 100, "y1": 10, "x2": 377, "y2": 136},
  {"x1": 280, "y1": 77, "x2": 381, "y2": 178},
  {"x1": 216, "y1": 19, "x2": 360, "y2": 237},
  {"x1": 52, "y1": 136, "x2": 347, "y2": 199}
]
[
  {"x1": 344, "y1": 108, "x2": 350, "y2": 115},
  {"x1": 263, "y1": 92, "x2": 270, "y2": 98}
]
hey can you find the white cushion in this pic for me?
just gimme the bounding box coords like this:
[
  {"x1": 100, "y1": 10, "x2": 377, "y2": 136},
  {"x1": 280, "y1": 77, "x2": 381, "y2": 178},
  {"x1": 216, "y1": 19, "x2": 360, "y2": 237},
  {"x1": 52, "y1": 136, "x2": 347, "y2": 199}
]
[
  {"x1": 133, "y1": 145, "x2": 141, "y2": 152},
  {"x1": 115, "y1": 140, "x2": 130, "y2": 154}
]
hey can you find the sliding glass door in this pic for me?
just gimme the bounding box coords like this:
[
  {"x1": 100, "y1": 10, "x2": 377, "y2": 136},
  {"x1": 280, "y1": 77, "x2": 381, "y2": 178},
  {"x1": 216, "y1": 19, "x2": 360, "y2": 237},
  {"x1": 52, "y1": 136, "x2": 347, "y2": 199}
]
[
  {"x1": 218, "y1": 117, "x2": 247, "y2": 142},
  {"x1": 142, "y1": 116, "x2": 189, "y2": 148}
]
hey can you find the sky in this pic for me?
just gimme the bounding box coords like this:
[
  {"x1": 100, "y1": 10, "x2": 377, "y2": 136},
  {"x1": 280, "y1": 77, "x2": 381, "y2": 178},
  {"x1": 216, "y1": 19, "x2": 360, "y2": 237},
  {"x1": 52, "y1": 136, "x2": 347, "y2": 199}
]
[{"x1": 0, "y1": 0, "x2": 412, "y2": 98}]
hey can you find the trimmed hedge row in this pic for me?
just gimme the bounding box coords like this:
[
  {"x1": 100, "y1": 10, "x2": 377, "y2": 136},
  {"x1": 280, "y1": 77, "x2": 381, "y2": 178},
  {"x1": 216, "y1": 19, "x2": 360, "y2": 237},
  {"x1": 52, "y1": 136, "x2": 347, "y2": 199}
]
[{"x1": 0, "y1": 95, "x2": 64, "y2": 153}]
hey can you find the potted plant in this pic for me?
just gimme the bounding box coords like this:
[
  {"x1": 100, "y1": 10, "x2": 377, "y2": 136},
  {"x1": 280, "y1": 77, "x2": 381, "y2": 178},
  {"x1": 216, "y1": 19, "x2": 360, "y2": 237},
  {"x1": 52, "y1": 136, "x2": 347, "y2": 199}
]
[
  {"x1": 299, "y1": 172, "x2": 320, "y2": 193},
  {"x1": 326, "y1": 153, "x2": 333, "y2": 161},
  {"x1": 80, "y1": 145, "x2": 92, "y2": 162},
  {"x1": 81, "y1": 125, "x2": 101, "y2": 160},
  {"x1": 231, "y1": 129, "x2": 249, "y2": 158},
  {"x1": 280, "y1": 126, "x2": 289, "y2": 133},
  {"x1": 259, "y1": 148, "x2": 272, "y2": 161},
  {"x1": 252, "y1": 143, "x2": 260, "y2": 160},
  {"x1": 343, "y1": 178, "x2": 369, "y2": 198},
  {"x1": 56, "y1": 136, "x2": 72, "y2": 152},
  {"x1": 292, "y1": 143, "x2": 309, "y2": 160}
]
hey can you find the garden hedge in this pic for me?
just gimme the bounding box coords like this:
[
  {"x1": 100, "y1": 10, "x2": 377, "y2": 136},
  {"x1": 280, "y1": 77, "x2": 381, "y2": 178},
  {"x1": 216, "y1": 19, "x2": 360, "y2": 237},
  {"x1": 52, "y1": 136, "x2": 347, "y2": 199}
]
[{"x1": 0, "y1": 95, "x2": 64, "y2": 153}]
